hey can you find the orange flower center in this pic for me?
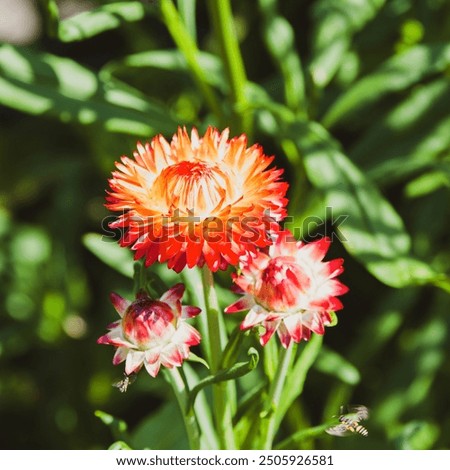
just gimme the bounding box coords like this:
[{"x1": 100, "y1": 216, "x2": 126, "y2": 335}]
[{"x1": 152, "y1": 160, "x2": 241, "y2": 218}]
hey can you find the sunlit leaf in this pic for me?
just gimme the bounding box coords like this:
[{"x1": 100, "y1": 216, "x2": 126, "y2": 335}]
[
  {"x1": 95, "y1": 410, "x2": 129, "y2": 442},
  {"x1": 276, "y1": 334, "x2": 323, "y2": 428},
  {"x1": 351, "y1": 79, "x2": 450, "y2": 183},
  {"x1": 375, "y1": 314, "x2": 447, "y2": 425},
  {"x1": 404, "y1": 165, "x2": 450, "y2": 199},
  {"x1": 309, "y1": 0, "x2": 385, "y2": 87},
  {"x1": 0, "y1": 44, "x2": 176, "y2": 136},
  {"x1": 392, "y1": 421, "x2": 439, "y2": 450},
  {"x1": 258, "y1": 0, "x2": 305, "y2": 110},
  {"x1": 102, "y1": 49, "x2": 227, "y2": 92},
  {"x1": 323, "y1": 43, "x2": 450, "y2": 127},
  {"x1": 58, "y1": 2, "x2": 150, "y2": 42},
  {"x1": 314, "y1": 346, "x2": 360, "y2": 385},
  {"x1": 108, "y1": 440, "x2": 133, "y2": 450},
  {"x1": 177, "y1": 0, "x2": 197, "y2": 43},
  {"x1": 287, "y1": 120, "x2": 439, "y2": 288}
]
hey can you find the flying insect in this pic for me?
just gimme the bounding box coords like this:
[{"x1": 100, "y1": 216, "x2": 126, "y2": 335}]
[{"x1": 326, "y1": 404, "x2": 369, "y2": 437}]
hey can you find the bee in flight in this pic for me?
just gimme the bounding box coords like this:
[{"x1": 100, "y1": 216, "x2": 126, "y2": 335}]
[
  {"x1": 326, "y1": 404, "x2": 369, "y2": 437},
  {"x1": 113, "y1": 372, "x2": 137, "y2": 393}
]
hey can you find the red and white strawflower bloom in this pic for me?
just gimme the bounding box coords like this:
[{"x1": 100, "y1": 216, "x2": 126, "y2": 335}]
[
  {"x1": 97, "y1": 284, "x2": 201, "y2": 377},
  {"x1": 106, "y1": 126, "x2": 288, "y2": 272},
  {"x1": 225, "y1": 231, "x2": 349, "y2": 348}
]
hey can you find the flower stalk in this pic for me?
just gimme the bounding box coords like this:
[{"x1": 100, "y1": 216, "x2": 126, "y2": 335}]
[
  {"x1": 261, "y1": 343, "x2": 296, "y2": 449},
  {"x1": 160, "y1": 0, "x2": 225, "y2": 125},
  {"x1": 201, "y1": 266, "x2": 236, "y2": 450},
  {"x1": 207, "y1": 0, "x2": 252, "y2": 135},
  {"x1": 165, "y1": 367, "x2": 200, "y2": 450}
]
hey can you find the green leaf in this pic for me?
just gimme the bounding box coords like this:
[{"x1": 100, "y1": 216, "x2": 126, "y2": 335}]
[
  {"x1": 375, "y1": 314, "x2": 447, "y2": 425},
  {"x1": 187, "y1": 352, "x2": 209, "y2": 369},
  {"x1": 288, "y1": 120, "x2": 439, "y2": 288},
  {"x1": 0, "y1": 44, "x2": 176, "y2": 136},
  {"x1": 177, "y1": 0, "x2": 197, "y2": 43},
  {"x1": 351, "y1": 79, "x2": 450, "y2": 184},
  {"x1": 322, "y1": 289, "x2": 418, "y2": 423},
  {"x1": 95, "y1": 410, "x2": 128, "y2": 442},
  {"x1": 108, "y1": 441, "x2": 133, "y2": 450},
  {"x1": 392, "y1": 421, "x2": 439, "y2": 450},
  {"x1": 275, "y1": 421, "x2": 338, "y2": 450},
  {"x1": 309, "y1": 0, "x2": 385, "y2": 88},
  {"x1": 182, "y1": 363, "x2": 219, "y2": 449},
  {"x1": 82, "y1": 233, "x2": 134, "y2": 278},
  {"x1": 102, "y1": 49, "x2": 227, "y2": 92},
  {"x1": 219, "y1": 323, "x2": 246, "y2": 369},
  {"x1": 233, "y1": 382, "x2": 267, "y2": 449},
  {"x1": 58, "y1": 2, "x2": 149, "y2": 42},
  {"x1": 323, "y1": 43, "x2": 450, "y2": 127},
  {"x1": 276, "y1": 334, "x2": 323, "y2": 429},
  {"x1": 187, "y1": 348, "x2": 259, "y2": 411},
  {"x1": 314, "y1": 346, "x2": 360, "y2": 385},
  {"x1": 131, "y1": 403, "x2": 189, "y2": 450},
  {"x1": 327, "y1": 311, "x2": 338, "y2": 327},
  {"x1": 258, "y1": 0, "x2": 305, "y2": 111},
  {"x1": 40, "y1": 0, "x2": 60, "y2": 37},
  {"x1": 404, "y1": 165, "x2": 450, "y2": 199}
]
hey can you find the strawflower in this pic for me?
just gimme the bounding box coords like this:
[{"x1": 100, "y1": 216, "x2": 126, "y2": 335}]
[
  {"x1": 225, "y1": 231, "x2": 349, "y2": 348},
  {"x1": 106, "y1": 126, "x2": 288, "y2": 272},
  {"x1": 97, "y1": 284, "x2": 201, "y2": 377}
]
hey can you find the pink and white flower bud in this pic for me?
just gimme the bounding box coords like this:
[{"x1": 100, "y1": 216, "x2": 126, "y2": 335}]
[
  {"x1": 98, "y1": 284, "x2": 201, "y2": 377},
  {"x1": 225, "y1": 231, "x2": 349, "y2": 348}
]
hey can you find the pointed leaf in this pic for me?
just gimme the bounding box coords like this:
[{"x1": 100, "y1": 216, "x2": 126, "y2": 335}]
[
  {"x1": 108, "y1": 441, "x2": 133, "y2": 450},
  {"x1": 287, "y1": 120, "x2": 439, "y2": 288},
  {"x1": 187, "y1": 352, "x2": 210, "y2": 369},
  {"x1": 323, "y1": 43, "x2": 450, "y2": 127},
  {"x1": 58, "y1": 2, "x2": 150, "y2": 42},
  {"x1": 0, "y1": 44, "x2": 176, "y2": 136},
  {"x1": 314, "y1": 346, "x2": 360, "y2": 385},
  {"x1": 187, "y1": 348, "x2": 259, "y2": 411},
  {"x1": 309, "y1": 0, "x2": 386, "y2": 87},
  {"x1": 83, "y1": 233, "x2": 134, "y2": 278},
  {"x1": 95, "y1": 410, "x2": 128, "y2": 442}
]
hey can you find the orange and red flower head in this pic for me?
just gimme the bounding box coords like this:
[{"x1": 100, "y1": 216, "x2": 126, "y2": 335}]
[
  {"x1": 225, "y1": 231, "x2": 349, "y2": 348},
  {"x1": 97, "y1": 284, "x2": 201, "y2": 377},
  {"x1": 106, "y1": 126, "x2": 288, "y2": 272}
]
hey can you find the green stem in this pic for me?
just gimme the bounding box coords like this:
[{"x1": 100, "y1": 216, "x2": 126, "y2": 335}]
[
  {"x1": 39, "y1": 0, "x2": 60, "y2": 38},
  {"x1": 207, "y1": 0, "x2": 252, "y2": 135},
  {"x1": 275, "y1": 420, "x2": 338, "y2": 450},
  {"x1": 165, "y1": 367, "x2": 200, "y2": 450},
  {"x1": 160, "y1": 0, "x2": 225, "y2": 124},
  {"x1": 181, "y1": 267, "x2": 211, "y2": 364},
  {"x1": 201, "y1": 266, "x2": 236, "y2": 449},
  {"x1": 261, "y1": 343, "x2": 296, "y2": 449},
  {"x1": 276, "y1": 334, "x2": 323, "y2": 429}
]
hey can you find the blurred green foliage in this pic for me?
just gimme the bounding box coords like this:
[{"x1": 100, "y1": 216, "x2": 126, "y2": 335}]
[{"x1": 0, "y1": 0, "x2": 449, "y2": 450}]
